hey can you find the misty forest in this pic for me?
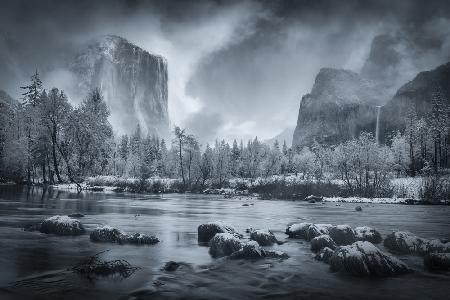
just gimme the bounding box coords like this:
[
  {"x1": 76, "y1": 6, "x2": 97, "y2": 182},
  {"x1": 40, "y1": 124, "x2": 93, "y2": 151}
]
[{"x1": 1, "y1": 1, "x2": 450, "y2": 300}]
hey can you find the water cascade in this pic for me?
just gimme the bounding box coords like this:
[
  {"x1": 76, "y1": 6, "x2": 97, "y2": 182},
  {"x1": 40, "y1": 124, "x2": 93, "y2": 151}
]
[{"x1": 375, "y1": 106, "x2": 382, "y2": 144}]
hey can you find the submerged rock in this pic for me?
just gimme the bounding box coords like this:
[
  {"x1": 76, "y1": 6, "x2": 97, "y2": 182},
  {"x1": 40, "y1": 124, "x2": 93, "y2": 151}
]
[
  {"x1": 329, "y1": 241, "x2": 410, "y2": 277},
  {"x1": 90, "y1": 225, "x2": 159, "y2": 245},
  {"x1": 39, "y1": 215, "x2": 85, "y2": 236},
  {"x1": 250, "y1": 229, "x2": 278, "y2": 246},
  {"x1": 328, "y1": 225, "x2": 357, "y2": 245},
  {"x1": 311, "y1": 234, "x2": 337, "y2": 252},
  {"x1": 315, "y1": 247, "x2": 335, "y2": 264},
  {"x1": 162, "y1": 261, "x2": 181, "y2": 271},
  {"x1": 209, "y1": 233, "x2": 243, "y2": 258},
  {"x1": 355, "y1": 226, "x2": 382, "y2": 244},
  {"x1": 198, "y1": 222, "x2": 242, "y2": 243},
  {"x1": 285, "y1": 222, "x2": 312, "y2": 239},
  {"x1": 355, "y1": 206, "x2": 362, "y2": 212},
  {"x1": 424, "y1": 253, "x2": 450, "y2": 271},
  {"x1": 384, "y1": 231, "x2": 450, "y2": 255},
  {"x1": 68, "y1": 213, "x2": 85, "y2": 218},
  {"x1": 23, "y1": 223, "x2": 41, "y2": 232}
]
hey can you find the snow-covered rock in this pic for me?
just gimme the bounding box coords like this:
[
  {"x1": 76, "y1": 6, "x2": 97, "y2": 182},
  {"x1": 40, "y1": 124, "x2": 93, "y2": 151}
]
[
  {"x1": 355, "y1": 226, "x2": 382, "y2": 244},
  {"x1": 384, "y1": 231, "x2": 450, "y2": 255},
  {"x1": 90, "y1": 225, "x2": 159, "y2": 245},
  {"x1": 424, "y1": 253, "x2": 450, "y2": 271},
  {"x1": 310, "y1": 234, "x2": 337, "y2": 252},
  {"x1": 39, "y1": 215, "x2": 85, "y2": 236},
  {"x1": 125, "y1": 232, "x2": 159, "y2": 245},
  {"x1": 315, "y1": 247, "x2": 335, "y2": 264},
  {"x1": 305, "y1": 224, "x2": 333, "y2": 241},
  {"x1": 249, "y1": 229, "x2": 278, "y2": 246},
  {"x1": 329, "y1": 241, "x2": 410, "y2": 277},
  {"x1": 230, "y1": 241, "x2": 289, "y2": 260},
  {"x1": 208, "y1": 233, "x2": 243, "y2": 258},
  {"x1": 90, "y1": 225, "x2": 125, "y2": 243},
  {"x1": 285, "y1": 222, "x2": 312, "y2": 239},
  {"x1": 328, "y1": 225, "x2": 357, "y2": 245},
  {"x1": 198, "y1": 222, "x2": 242, "y2": 243}
]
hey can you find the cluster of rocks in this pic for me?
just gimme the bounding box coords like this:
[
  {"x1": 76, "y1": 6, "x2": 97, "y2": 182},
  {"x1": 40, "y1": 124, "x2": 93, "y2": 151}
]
[
  {"x1": 23, "y1": 215, "x2": 160, "y2": 246},
  {"x1": 286, "y1": 222, "x2": 410, "y2": 277},
  {"x1": 384, "y1": 231, "x2": 450, "y2": 255},
  {"x1": 198, "y1": 222, "x2": 288, "y2": 260}
]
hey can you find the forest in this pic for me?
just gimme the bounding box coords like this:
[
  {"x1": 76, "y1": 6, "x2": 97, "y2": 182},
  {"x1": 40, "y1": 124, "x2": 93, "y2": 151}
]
[{"x1": 1, "y1": 73, "x2": 449, "y2": 201}]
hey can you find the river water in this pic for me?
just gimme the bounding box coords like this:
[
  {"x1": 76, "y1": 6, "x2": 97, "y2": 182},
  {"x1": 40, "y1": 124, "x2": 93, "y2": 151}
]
[{"x1": 0, "y1": 185, "x2": 449, "y2": 300}]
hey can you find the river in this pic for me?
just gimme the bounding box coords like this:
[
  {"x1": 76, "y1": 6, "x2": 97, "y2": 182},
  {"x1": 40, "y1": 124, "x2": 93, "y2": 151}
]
[{"x1": 0, "y1": 185, "x2": 449, "y2": 300}]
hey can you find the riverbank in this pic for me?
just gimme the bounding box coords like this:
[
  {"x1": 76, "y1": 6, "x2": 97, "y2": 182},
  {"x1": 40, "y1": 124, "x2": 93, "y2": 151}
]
[{"x1": 44, "y1": 175, "x2": 450, "y2": 205}]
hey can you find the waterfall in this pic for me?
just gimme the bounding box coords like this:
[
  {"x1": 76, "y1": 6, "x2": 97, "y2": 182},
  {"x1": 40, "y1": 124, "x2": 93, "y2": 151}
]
[{"x1": 375, "y1": 106, "x2": 382, "y2": 144}]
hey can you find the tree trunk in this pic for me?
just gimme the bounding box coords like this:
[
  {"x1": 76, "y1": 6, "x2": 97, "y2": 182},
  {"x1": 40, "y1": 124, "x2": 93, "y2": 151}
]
[{"x1": 51, "y1": 125, "x2": 63, "y2": 183}]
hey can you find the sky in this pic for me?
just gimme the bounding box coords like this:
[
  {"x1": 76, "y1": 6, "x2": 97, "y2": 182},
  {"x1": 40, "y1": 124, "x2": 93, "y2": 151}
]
[{"x1": 1, "y1": 0, "x2": 450, "y2": 144}]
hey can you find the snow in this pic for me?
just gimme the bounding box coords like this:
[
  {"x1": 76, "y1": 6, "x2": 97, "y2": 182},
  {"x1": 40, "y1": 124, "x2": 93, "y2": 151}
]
[{"x1": 45, "y1": 215, "x2": 80, "y2": 226}]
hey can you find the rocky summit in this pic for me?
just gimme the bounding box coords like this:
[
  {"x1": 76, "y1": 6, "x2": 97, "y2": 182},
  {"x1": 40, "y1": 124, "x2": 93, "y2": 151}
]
[{"x1": 70, "y1": 35, "x2": 169, "y2": 138}]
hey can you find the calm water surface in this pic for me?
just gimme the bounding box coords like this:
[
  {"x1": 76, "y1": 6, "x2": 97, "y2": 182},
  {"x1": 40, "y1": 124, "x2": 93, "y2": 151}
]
[{"x1": 0, "y1": 185, "x2": 449, "y2": 300}]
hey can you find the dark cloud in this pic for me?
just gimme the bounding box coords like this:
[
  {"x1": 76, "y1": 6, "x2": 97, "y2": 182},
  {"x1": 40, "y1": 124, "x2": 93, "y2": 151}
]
[{"x1": 1, "y1": 0, "x2": 449, "y2": 142}]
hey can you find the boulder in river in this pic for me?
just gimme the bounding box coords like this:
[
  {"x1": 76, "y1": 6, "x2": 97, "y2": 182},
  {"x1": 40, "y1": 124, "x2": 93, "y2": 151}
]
[
  {"x1": 90, "y1": 225, "x2": 159, "y2": 245},
  {"x1": 355, "y1": 206, "x2": 362, "y2": 212},
  {"x1": 315, "y1": 247, "x2": 335, "y2": 264},
  {"x1": 90, "y1": 225, "x2": 126, "y2": 243},
  {"x1": 304, "y1": 195, "x2": 323, "y2": 202},
  {"x1": 230, "y1": 241, "x2": 289, "y2": 260},
  {"x1": 355, "y1": 226, "x2": 382, "y2": 244},
  {"x1": 39, "y1": 215, "x2": 85, "y2": 236},
  {"x1": 209, "y1": 233, "x2": 243, "y2": 258},
  {"x1": 198, "y1": 222, "x2": 242, "y2": 243},
  {"x1": 328, "y1": 225, "x2": 357, "y2": 245},
  {"x1": 329, "y1": 241, "x2": 410, "y2": 277},
  {"x1": 68, "y1": 213, "x2": 85, "y2": 218},
  {"x1": 424, "y1": 253, "x2": 450, "y2": 271},
  {"x1": 285, "y1": 222, "x2": 312, "y2": 239},
  {"x1": 311, "y1": 234, "x2": 337, "y2": 252},
  {"x1": 162, "y1": 261, "x2": 181, "y2": 271},
  {"x1": 250, "y1": 229, "x2": 278, "y2": 246},
  {"x1": 306, "y1": 224, "x2": 332, "y2": 241},
  {"x1": 384, "y1": 231, "x2": 450, "y2": 255}
]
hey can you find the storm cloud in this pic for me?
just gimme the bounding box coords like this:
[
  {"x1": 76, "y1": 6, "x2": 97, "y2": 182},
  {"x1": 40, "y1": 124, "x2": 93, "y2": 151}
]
[{"x1": 1, "y1": 0, "x2": 449, "y2": 143}]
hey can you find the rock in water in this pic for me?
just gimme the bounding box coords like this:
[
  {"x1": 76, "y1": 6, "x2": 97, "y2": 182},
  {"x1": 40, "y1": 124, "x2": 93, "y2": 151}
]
[
  {"x1": 355, "y1": 226, "x2": 382, "y2": 244},
  {"x1": 355, "y1": 206, "x2": 362, "y2": 212},
  {"x1": 305, "y1": 224, "x2": 332, "y2": 241},
  {"x1": 125, "y1": 233, "x2": 159, "y2": 245},
  {"x1": 329, "y1": 241, "x2": 410, "y2": 277},
  {"x1": 249, "y1": 229, "x2": 278, "y2": 246},
  {"x1": 315, "y1": 247, "x2": 335, "y2": 264},
  {"x1": 39, "y1": 215, "x2": 85, "y2": 236},
  {"x1": 328, "y1": 225, "x2": 357, "y2": 245},
  {"x1": 383, "y1": 231, "x2": 450, "y2": 255},
  {"x1": 230, "y1": 241, "x2": 289, "y2": 260},
  {"x1": 285, "y1": 222, "x2": 312, "y2": 239},
  {"x1": 70, "y1": 35, "x2": 169, "y2": 137},
  {"x1": 162, "y1": 261, "x2": 181, "y2": 271},
  {"x1": 208, "y1": 233, "x2": 243, "y2": 258},
  {"x1": 198, "y1": 222, "x2": 242, "y2": 243},
  {"x1": 311, "y1": 235, "x2": 337, "y2": 252},
  {"x1": 90, "y1": 225, "x2": 125, "y2": 243},
  {"x1": 90, "y1": 225, "x2": 159, "y2": 245},
  {"x1": 424, "y1": 253, "x2": 450, "y2": 271}
]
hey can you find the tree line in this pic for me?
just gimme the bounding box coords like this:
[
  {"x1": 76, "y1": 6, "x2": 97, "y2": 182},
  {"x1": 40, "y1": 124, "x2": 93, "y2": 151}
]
[{"x1": 1, "y1": 73, "x2": 449, "y2": 196}]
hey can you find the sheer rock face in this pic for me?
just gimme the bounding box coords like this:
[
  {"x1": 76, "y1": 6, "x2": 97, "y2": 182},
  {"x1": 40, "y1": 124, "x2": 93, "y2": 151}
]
[
  {"x1": 292, "y1": 68, "x2": 385, "y2": 148},
  {"x1": 70, "y1": 35, "x2": 169, "y2": 138},
  {"x1": 379, "y1": 62, "x2": 450, "y2": 143}
]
